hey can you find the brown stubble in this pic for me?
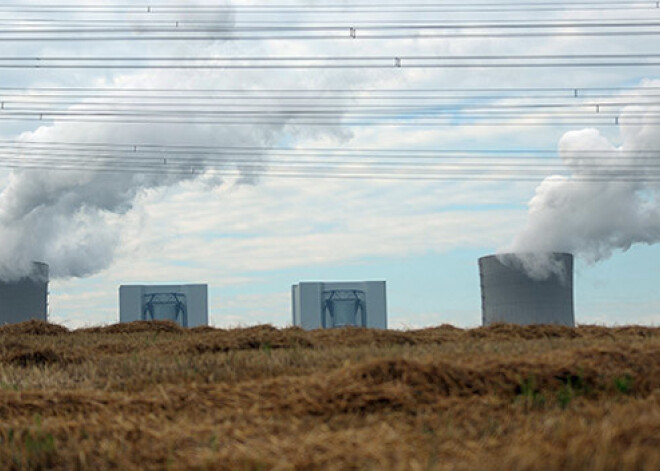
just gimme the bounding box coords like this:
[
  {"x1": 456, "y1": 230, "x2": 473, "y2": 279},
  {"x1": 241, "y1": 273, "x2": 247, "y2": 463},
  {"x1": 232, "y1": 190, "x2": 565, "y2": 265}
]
[{"x1": 0, "y1": 320, "x2": 659, "y2": 470}]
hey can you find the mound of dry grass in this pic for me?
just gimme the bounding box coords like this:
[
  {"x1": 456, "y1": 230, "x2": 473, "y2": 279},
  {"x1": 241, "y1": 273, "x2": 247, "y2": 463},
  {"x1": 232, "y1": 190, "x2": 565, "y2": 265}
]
[
  {"x1": 0, "y1": 320, "x2": 658, "y2": 470},
  {"x1": 76, "y1": 319, "x2": 185, "y2": 334},
  {"x1": 0, "y1": 320, "x2": 69, "y2": 336}
]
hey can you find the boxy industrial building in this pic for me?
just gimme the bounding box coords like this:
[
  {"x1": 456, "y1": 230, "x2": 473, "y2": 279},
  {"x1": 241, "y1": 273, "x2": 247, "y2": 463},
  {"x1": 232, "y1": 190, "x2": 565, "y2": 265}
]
[
  {"x1": 119, "y1": 284, "x2": 208, "y2": 327},
  {"x1": 292, "y1": 281, "x2": 387, "y2": 330}
]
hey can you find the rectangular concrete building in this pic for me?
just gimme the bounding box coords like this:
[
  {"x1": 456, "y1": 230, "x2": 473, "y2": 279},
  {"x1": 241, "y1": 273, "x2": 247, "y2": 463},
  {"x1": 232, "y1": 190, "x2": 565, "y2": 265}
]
[
  {"x1": 292, "y1": 281, "x2": 387, "y2": 330},
  {"x1": 119, "y1": 284, "x2": 208, "y2": 328}
]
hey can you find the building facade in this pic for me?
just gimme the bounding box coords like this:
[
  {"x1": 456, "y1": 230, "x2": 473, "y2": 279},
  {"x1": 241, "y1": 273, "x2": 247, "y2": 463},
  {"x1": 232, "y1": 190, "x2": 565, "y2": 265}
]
[
  {"x1": 119, "y1": 284, "x2": 208, "y2": 327},
  {"x1": 292, "y1": 281, "x2": 387, "y2": 330}
]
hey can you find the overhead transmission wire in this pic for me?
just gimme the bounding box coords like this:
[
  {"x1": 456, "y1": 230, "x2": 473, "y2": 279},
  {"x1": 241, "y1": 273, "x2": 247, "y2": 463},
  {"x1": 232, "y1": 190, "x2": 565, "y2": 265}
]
[
  {"x1": 0, "y1": 107, "x2": 649, "y2": 127},
  {"x1": 4, "y1": 90, "x2": 660, "y2": 105},
  {"x1": 4, "y1": 32, "x2": 660, "y2": 41},
  {"x1": 7, "y1": 20, "x2": 660, "y2": 29},
  {"x1": 4, "y1": 18, "x2": 660, "y2": 41},
  {"x1": 0, "y1": 116, "x2": 643, "y2": 127},
  {"x1": 1, "y1": 140, "x2": 660, "y2": 183},
  {"x1": 5, "y1": 20, "x2": 660, "y2": 40},
  {"x1": 6, "y1": 17, "x2": 660, "y2": 26},
  {"x1": 5, "y1": 99, "x2": 660, "y2": 109},
  {"x1": 0, "y1": 6, "x2": 657, "y2": 179},
  {"x1": 0, "y1": 89, "x2": 659, "y2": 104},
  {"x1": 2, "y1": 140, "x2": 658, "y2": 161},
  {"x1": 0, "y1": 111, "x2": 652, "y2": 127},
  {"x1": 0, "y1": 97, "x2": 656, "y2": 125},
  {"x1": 0, "y1": 2, "x2": 658, "y2": 14},
  {"x1": 2, "y1": 53, "x2": 660, "y2": 69},
  {"x1": 2, "y1": 85, "x2": 659, "y2": 94},
  {"x1": 2, "y1": 86, "x2": 660, "y2": 126},
  {"x1": 1, "y1": 5, "x2": 655, "y2": 43}
]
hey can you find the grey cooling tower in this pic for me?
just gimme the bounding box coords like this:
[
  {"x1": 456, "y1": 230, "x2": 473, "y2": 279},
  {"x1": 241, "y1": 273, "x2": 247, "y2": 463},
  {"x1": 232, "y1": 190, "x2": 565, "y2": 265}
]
[
  {"x1": 0, "y1": 262, "x2": 49, "y2": 324},
  {"x1": 479, "y1": 253, "x2": 574, "y2": 327}
]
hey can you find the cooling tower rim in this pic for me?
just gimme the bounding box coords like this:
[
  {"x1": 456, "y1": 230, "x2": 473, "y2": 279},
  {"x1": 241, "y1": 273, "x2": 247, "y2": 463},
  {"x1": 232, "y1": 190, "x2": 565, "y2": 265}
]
[
  {"x1": 479, "y1": 252, "x2": 573, "y2": 263},
  {"x1": 0, "y1": 261, "x2": 49, "y2": 283},
  {"x1": 30, "y1": 261, "x2": 49, "y2": 282},
  {"x1": 32, "y1": 261, "x2": 49, "y2": 269}
]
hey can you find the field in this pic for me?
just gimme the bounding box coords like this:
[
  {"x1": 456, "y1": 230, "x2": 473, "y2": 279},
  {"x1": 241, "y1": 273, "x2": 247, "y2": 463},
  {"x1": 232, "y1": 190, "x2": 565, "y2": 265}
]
[{"x1": 0, "y1": 320, "x2": 659, "y2": 470}]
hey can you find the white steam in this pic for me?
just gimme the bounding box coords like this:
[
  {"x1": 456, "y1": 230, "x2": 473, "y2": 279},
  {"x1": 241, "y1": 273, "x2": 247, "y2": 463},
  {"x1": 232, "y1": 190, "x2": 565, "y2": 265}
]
[
  {"x1": 0, "y1": 2, "x2": 351, "y2": 281},
  {"x1": 504, "y1": 80, "x2": 660, "y2": 277},
  {"x1": 0, "y1": 123, "x2": 245, "y2": 280},
  {"x1": 0, "y1": 104, "x2": 348, "y2": 281},
  {"x1": 495, "y1": 252, "x2": 571, "y2": 282}
]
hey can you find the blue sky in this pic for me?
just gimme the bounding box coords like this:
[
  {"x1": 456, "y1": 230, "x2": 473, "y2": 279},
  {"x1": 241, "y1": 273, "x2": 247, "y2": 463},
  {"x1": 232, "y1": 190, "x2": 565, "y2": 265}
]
[
  {"x1": 48, "y1": 239, "x2": 660, "y2": 328},
  {"x1": 1, "y1": 1, "x2": 660, "y2": 328}
]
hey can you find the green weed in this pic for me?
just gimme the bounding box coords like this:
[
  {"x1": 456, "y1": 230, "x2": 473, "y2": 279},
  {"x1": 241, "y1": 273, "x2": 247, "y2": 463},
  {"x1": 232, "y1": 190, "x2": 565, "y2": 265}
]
[{"x1": 614, "y1": 374, "x2": 634, "y2": 395}]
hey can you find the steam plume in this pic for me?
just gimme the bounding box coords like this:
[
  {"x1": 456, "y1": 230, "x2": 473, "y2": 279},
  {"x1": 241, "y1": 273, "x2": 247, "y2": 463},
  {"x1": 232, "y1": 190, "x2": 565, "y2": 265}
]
[
  {"x1": 0, "y1": 2, "x2": 348, "y2": 281},
  {"x1": 503, "y1": 80, "x2": 660, "y2": 277}
]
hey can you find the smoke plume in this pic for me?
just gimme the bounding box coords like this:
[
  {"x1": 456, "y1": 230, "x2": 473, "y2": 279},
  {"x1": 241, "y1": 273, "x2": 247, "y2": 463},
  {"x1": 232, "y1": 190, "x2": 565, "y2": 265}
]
[
  {"x1": 503, "y1": 80, "x2": 660, "y2": 277},
  {"x1": 0, "y1": 2, "x2": 350, "y2": 281}
]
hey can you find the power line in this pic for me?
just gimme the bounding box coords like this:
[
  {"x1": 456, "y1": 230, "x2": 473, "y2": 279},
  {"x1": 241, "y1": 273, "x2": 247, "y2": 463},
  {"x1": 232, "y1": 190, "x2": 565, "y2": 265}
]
[
  {"x1": 0, "y1": 115, "x2": 644, "y2": 127},
  {"x1": 0, "y1": 139, "x2": 644, "y2": 154},
  {"x1": 1, "y1": 95, "x2": 657, "y2": 126},
  {"x1": 0, "y1": 156, "x2": 660, "y2": 183},
  {"x1": 3, "y1": 97, "x2": 659, "y2": 109},
  {"x1": 5, "y1": 31, "x2": 660, "y2": 41},
  {"x1": 9, "y1": 20, "x2": 660, "y2": 30},
  {"x1": 5, "y1": 20, "x2": 660, "y2": 41},
  {"x1": 1, "y1": 158, "x2": 658, "y2": 182},
  {"x1": 3, "y1": 140, "x2": 660, "y2": 180},
  {"x1": 1, "y1": 141, "x2": 660, "y2": 178},
  {"x1": 4, "y1": 139, "x2": 660, "y2": 159},
  {"x1": 6, "y1": 12, "x2": 660, "y2": 42},
  {"x1": 0, "y1": 106, "x2": 654, "y2": 115},
  {"x1": 9, "y1": 159, "x2": 654, "y2": 182},
  {"x1": 6, "y1": 17, "x2": 660, "y2": 26},
  {"x1": 1, "y1": 53, "x2": 660, "y2": 69},
  {"x1": 0, "y1": 7, "x2": 656, "y2": 181},
  {"x1": 0, "y1": 2, "x2": 657, "y2": 14},
  {"x1": 2, "y1": 86, "x2": 660, "y2": 96},
  {"x1": 5, "y1": 91, "x2": 659, "y2": 126},
  {"x1": 4, "y1": 149, "x2": 533, "y2": 168}
]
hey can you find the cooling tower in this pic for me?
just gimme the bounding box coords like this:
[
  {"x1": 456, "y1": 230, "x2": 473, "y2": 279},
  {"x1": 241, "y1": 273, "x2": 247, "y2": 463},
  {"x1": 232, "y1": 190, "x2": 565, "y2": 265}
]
[
  {"x1": 0, "y1": 262, "x2": 49, "y2": 324},
  {"x1": 479, "y1": 253, "x2": 574, "y2": 327}
]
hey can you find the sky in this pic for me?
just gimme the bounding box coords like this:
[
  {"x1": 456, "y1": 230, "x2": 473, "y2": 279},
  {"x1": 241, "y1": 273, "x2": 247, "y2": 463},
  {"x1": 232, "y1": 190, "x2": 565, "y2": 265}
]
[{"x1": 1, "y1": 1, "x2": 660, "y2": 328}]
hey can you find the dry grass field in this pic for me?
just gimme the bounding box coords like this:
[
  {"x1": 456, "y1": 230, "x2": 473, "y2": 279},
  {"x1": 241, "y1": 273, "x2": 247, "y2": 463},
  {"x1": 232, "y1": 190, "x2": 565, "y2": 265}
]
[{"x1": 0, "y1": 320, "x2": 659, "y2": 470}]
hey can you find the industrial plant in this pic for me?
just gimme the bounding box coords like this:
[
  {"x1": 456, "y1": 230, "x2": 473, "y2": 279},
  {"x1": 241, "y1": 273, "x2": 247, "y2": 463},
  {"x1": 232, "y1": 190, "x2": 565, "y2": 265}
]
[
  {"x1": 119, "y1": 284, "x2": 208, "y2": 327},
  {"x1": 479, "y1": 253, "x2": 575, "y2": 327},
  {"x1": 0, "y1": 257, "x2": 581, "y2": 329},
  {"x1": 292, "y1": 281, "x2": 387, "y2": 330},
  {"x1": 0, "y1": 261, "x2": 49, "y2": 325}
]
